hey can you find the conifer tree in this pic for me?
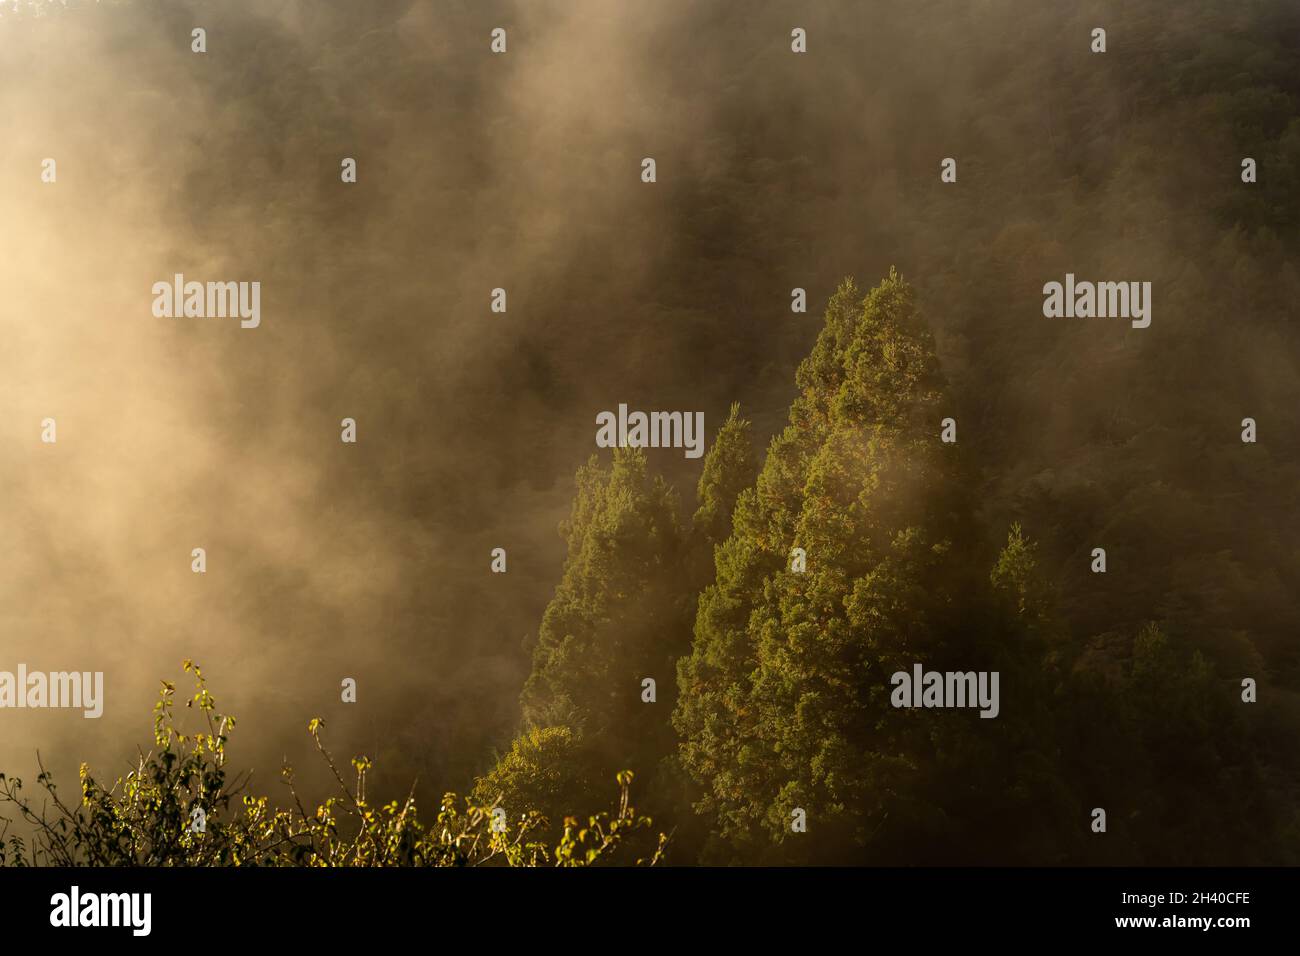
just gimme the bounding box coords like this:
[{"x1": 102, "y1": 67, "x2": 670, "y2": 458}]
[
  {"x1": 692, "y1": 403, "x2": 758, "y2": 549},
  {"x1": 686, "y1": 402, "x2": 758, "y2": 592},
  {"x1": 675, "y1": 270, "x2": 1014, "y2": 862},
  {"x1": 520, "y1": 448, "x2": 685, "y2": 756},
  {"x1": 496, "y1": 419, "x2": 760, "y2": 850},
  {"x1": 475, "y1": 449, "x2": 688, "y2": 838}
]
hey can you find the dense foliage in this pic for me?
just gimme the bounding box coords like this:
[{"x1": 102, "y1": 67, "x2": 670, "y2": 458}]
[
  {"x1": 0, "y1": 663, "x2": 663, "y2": 867},
  {"x1": 489, "y1": 269, "x2": 1297, "y2": 865}
]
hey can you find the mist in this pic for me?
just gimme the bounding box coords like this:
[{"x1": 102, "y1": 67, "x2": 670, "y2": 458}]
[{"x1": 2, "y1": 0, "x2": 1297, "y2": 814}]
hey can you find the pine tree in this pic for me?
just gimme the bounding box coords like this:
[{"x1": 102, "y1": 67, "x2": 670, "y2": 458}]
[
  {"x1": 692, "y1": 403, "x2": 758, "y2": 548},
  {"x1": 519, "y1": 448, "x2": 685, "y2": 757},
  {"x1": 675, "y1": 270, "x2": 1012, "y2": 862},
  {"x1": 686, "y1": 402, "x2": 758, "y2": 592},
  {"x1": 498, "y1": 418, "x2": 761, "y2": 853}
]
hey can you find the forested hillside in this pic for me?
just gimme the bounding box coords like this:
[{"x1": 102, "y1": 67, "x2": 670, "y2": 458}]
[{"x1": 2, "y1": 0, "x2": 1297, "y2": 866}]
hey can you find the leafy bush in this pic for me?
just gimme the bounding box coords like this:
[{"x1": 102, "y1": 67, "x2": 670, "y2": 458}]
[{"x1": 0, "y1": 662, "x2": 666, "y2": 867}]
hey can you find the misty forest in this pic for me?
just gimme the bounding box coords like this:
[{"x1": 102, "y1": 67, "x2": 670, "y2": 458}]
[{"x1": 1, "y1": 0, "x2": 1298, "y2": 866}]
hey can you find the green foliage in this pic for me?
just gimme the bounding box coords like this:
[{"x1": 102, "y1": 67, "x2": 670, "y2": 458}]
[
  {"x1": 691, "y1": 402, "x2": 759, "y2": 556},
  {"x1": 471, "y1": 726, "x2": 602, "y2": 838},
  {"x1": 0, "y1": 663, "x2": 664, "y2": 867},
  {"x1": 675, "y1": 271, "x2": 988, "y2": 861},
  {"x1": 501, "y1": 415, "x2": 760, "y2": 861},
  {"x1": 670, "y1": 270, "x2": 1287, "y2": 863},
  {"x1": 521, "y1": 447, "x2": 686, "y2": 743},
  {"x1": 990, "y1": 522, "x2": 1056, "y2": 633},
  {"x1": 1057, "y1": 622, "x2": 1287, "y2": 864},
  {"x1": 515, "y1": 446, "x2": 694, "y2": 837}
]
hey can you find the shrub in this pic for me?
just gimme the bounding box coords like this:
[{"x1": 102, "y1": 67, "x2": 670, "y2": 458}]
[{"x1": 0, "y1": 662, "x2": 666, "y2": 867}]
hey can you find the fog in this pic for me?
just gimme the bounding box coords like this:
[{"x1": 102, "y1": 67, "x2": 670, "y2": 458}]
[{"x1": 2, "y1": 0, "x2": 1297, "y2": 809}]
